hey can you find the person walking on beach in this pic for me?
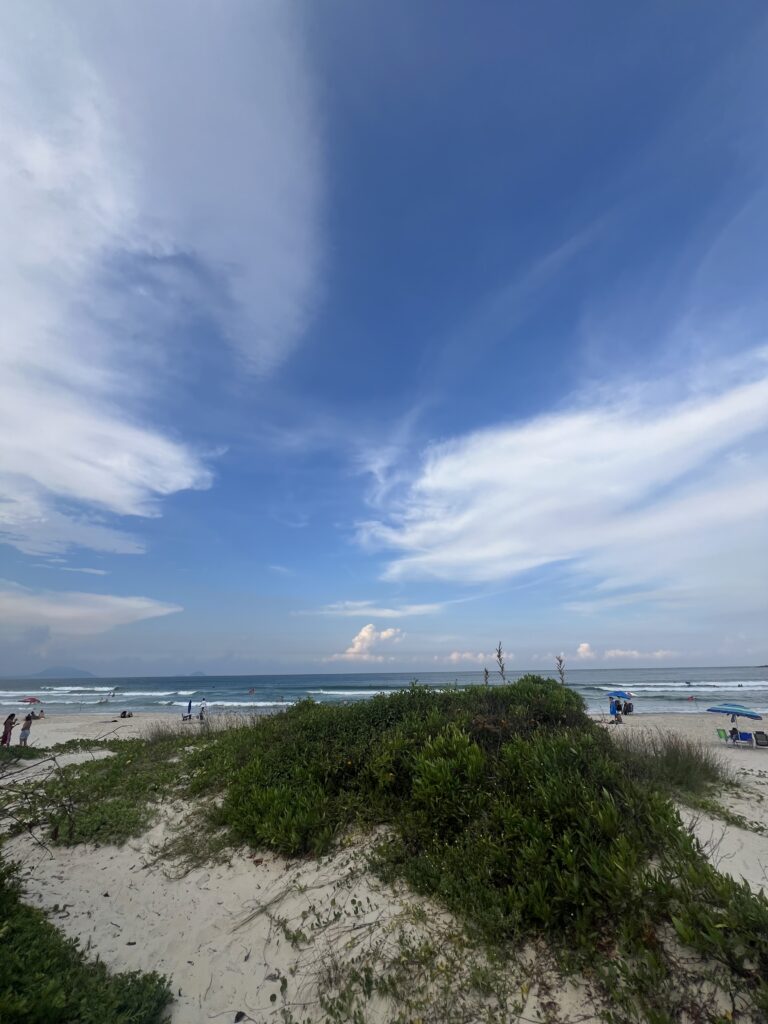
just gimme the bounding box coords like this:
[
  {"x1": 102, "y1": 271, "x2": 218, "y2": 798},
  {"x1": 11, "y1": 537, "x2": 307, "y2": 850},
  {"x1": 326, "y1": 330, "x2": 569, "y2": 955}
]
[
  {"x1": 187, "y1": 699, "x2": 192, "y2": 717},
  {"x1": 18, "y1": 713, "x2": 33, "y2": 747},
  {"x1": 2, "y1": 713, "x2": 17, "y2": 748}
]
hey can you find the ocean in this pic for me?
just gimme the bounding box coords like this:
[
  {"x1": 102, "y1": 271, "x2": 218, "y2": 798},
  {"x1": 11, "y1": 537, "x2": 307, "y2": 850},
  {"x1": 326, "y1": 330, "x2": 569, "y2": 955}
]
[{"x1": 1, "y1": 666, "x2": 767, "y2": 717}]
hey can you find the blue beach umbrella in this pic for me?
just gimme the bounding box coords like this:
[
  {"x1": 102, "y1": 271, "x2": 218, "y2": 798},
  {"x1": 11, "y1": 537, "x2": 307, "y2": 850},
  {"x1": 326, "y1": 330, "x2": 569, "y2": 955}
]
[
  {"x1": 706, "y1": 703, "x2": 762, "y2": 721},
  {"x1": 607, "y1": 690, "x2": 634, "y2": 701}
]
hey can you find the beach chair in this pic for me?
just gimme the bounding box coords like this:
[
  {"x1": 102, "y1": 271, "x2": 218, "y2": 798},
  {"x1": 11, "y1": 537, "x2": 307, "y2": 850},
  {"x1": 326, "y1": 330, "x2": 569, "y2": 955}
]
[
  {"x1": 715, "y1": 728, "x2": 728, "y2": 743},
  {"x1": 753, "y1": 731, "x2": 768, "y2": 748},
  {"x1": 738, "y1": 731, "x2": 754, "y2": 747}
]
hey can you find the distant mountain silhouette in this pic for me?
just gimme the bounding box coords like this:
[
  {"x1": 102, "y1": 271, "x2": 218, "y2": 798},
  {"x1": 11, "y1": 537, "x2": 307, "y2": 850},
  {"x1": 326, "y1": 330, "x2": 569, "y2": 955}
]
[{"x1": 30, "y1": 666, "x2": 95, "y2": 679}]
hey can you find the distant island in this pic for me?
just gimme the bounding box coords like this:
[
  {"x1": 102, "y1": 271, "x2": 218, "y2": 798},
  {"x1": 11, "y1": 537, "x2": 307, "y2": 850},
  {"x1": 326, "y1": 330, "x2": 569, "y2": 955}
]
[
  {"x1": 190, "y1": 671, "x2": 207, "y2": 677},
  {"x1": 30, "y1": 666, "x2": 95, "y2": 679}
]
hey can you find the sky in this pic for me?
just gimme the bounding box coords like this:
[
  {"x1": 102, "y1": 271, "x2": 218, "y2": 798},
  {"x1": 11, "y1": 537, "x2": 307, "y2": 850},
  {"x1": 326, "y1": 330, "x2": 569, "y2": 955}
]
[{"x1": 1, "y1": 0, "x2": 767, "y2": 676}]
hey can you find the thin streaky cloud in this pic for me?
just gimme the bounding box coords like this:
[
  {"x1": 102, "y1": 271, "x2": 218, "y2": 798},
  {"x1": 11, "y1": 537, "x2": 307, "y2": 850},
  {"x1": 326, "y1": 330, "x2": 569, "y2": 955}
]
[
  {"x1": 0, "y1": 582, "x2": 181, "y2": 636},
  {"x1": 32, "y1": 566, "x2": 110, "y2": 576},
  {"x1": 361, "y1": 365, "x2": 768, "y2": 629},
  {"x1": 311, "y1": 600, "x2": 445, "y2": 619}
]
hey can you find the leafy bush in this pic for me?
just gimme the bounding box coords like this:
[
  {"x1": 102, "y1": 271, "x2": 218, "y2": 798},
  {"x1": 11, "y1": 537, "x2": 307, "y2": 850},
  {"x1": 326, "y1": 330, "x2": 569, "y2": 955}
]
[
  {"x1": 0, "y1": 858, "x2": 171, "y2": 1023},
  {"x1": 0, "y1": 745, "x2": 44, "y2": 765}
]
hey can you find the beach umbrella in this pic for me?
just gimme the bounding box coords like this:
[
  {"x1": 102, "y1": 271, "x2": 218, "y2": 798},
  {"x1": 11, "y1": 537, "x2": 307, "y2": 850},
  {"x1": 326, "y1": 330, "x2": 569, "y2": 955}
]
[
  {"x1": 607, "y1": 690, "x2": 634, "y2": 700},
  {"x1": 706, "y1": 703, "x2": 762, "y2": 721},
  {"x1": 20, "y1": 696, "x2": 41, "y2": 704}
]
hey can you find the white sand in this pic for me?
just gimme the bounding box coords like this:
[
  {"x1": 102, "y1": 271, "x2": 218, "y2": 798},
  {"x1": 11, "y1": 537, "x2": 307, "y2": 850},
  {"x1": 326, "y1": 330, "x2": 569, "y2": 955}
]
[
  {"x1": 7, "y1": 821, "x2": 593, "y2": 1023},
  {"x1": 612, "y1": 713, "x2": 768, "y2": 893},
  {"x1": 7, "y1": 710, "x2": 205, "y2": 747}
]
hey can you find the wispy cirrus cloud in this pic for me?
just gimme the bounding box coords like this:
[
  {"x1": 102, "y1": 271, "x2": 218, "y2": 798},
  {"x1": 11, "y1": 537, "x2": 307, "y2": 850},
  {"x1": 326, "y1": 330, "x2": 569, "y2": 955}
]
[
  {"x1": 325, "y1": 623, "x2": 403, "y2": 662},
  {"x1": 0, "y1": 1, "x2": 322, "y2": 559},
  {"x1": 312, "y1": 600, "x2": 445, "y2": 619},
  {"x1": 360, "y1": 357, "x2": 768, "y2": 628},
  {"x1": 0, "y1": 582, "x2": 181, "y2": 636},
  {"x1": 33, "y1": 565, "x2": 110, "y2": 577}
]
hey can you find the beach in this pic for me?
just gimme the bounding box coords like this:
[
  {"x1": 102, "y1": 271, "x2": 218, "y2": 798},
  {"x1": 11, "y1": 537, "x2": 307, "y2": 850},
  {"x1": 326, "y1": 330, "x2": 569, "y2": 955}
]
[
  {"x1": 5, "y1": 708, "x2": 768, "y2": 1022},
  {"x1": 4, "y1": 711, "x2": 174, "y2": 747},
  {"x1": 14, "y1": 705, "x2": 768, "y2": 748}
]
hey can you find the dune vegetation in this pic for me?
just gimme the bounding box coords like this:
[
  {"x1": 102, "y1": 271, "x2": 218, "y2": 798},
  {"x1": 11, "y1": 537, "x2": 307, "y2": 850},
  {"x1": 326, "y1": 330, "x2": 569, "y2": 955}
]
[{"x1": 4, "y1": 677, "x2": 768, "y2": 1022}]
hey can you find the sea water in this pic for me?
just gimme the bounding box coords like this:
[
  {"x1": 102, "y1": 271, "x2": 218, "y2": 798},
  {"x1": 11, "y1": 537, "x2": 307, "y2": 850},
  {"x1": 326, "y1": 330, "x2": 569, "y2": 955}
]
[{"x1": 1, "y1": 666, "x2": 767, "y2": 717}]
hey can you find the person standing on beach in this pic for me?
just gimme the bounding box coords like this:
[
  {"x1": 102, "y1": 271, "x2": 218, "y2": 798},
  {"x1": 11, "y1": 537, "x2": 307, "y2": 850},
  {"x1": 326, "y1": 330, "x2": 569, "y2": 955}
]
[
  {"x1": 18, "y1": 713, "x2": 33, "y2": 747},
  {"x1": 187, "y1": 699, "x2": 192, "y2": 717},
  {"x1": 2, "y1": 714, "x2": 17, "y2": 747},
  {"x1": 199, "y1": 697, "x2": 207, "y2": 720}
]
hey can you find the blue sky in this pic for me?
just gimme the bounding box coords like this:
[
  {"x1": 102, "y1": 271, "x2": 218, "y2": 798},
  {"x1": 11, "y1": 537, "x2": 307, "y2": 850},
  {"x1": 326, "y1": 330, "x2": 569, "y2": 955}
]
[{"x1": 1, "y1": 0, "x2": 767, "y2": 675}]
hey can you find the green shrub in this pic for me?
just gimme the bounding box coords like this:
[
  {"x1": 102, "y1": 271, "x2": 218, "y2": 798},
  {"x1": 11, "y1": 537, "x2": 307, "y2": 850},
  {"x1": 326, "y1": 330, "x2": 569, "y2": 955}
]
[{"x1": 0, "y1": 745, "x2": 44, "y2": 765}]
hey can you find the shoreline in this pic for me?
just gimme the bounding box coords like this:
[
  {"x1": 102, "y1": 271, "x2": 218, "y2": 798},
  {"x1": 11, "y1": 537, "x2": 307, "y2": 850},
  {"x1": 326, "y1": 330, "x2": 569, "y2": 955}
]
[{"x1": 6, "y1": 707, "x2": 766, "y2": 750}]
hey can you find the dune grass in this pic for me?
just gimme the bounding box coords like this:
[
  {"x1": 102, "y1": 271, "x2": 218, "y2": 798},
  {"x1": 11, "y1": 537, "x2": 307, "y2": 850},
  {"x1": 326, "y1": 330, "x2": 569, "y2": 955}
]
[
  {"x1": 612, "y1": 726, "x2": 730, "y2": 796},
  {"x1": 6, "y1": 677, "x2": 768, "y2": 1021}
]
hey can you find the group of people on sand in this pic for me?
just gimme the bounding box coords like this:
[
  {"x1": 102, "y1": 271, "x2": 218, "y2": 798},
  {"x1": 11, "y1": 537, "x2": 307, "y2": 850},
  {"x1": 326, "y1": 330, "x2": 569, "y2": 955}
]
[
  {"x1": 608, "y1": 698, "x2": 634, "y2": 723},
  {"x1": 2, "y1": 710, "x2": 43, "y2": 748}
]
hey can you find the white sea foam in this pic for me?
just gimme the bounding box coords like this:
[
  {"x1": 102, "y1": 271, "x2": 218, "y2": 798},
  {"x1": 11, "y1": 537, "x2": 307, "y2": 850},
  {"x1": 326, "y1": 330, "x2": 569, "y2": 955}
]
[
  {"x1": 307, "y1": 689, "x2": 385, "y2": 698},
  {"x1": 170, "y1": 700, "x2": 293, "y2": 708},
  {"x1": 113, "y1": 691, "x2": 177, "y2": 697},
  {"x1": 0, "y1": 692, "x2": 39, "y2": 698},
  {"x1": 598, "y1": 682, "x2": 768, "y2": 692},
  {"x1": 41, "y1": 686, "x2": 115, "y2": 693},
  {"x1": 0, "y1": 696, "x2": 114, "y2": 705}
]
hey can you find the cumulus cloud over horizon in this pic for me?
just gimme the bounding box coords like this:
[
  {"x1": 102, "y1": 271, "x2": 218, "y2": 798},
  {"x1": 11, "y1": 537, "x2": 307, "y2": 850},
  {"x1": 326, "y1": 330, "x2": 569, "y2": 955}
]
[{"x1": 326, "y1": 623, "x2": 403, "y2": 662}]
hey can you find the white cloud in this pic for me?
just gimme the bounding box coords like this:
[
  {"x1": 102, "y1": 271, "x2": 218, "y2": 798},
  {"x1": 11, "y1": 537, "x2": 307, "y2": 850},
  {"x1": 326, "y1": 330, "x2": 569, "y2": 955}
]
[
  {"x1": 0, "y1": 582, "x2": 181, "y2": 636},
  {"x1": 575, "y1": 642, "x2": 596, "y2": 660},
  {"x1": 361, "y1": 362, "x2": 768, "y2": 625},
  {"x1": 0, "y1": 2, "x2": 322, "y2": 557},
  {"x1": 314, "y1": 600, "x2": 444, "y2": 618},
  {"x1": 71, "y1": 0, "x2": 323, "y2": 373},
  {"x1": 603, "y1": 648, "x2": 676, "y2": 660},
  {"x1": 50, "y1": 567, "x2": 110, "y2": 577},
  {"x1": 326, "y1": 623, "x2": 403, "y2": 662},
  {"x1": 442, "y1": 650, "x2": 496, "y2": 664}
]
